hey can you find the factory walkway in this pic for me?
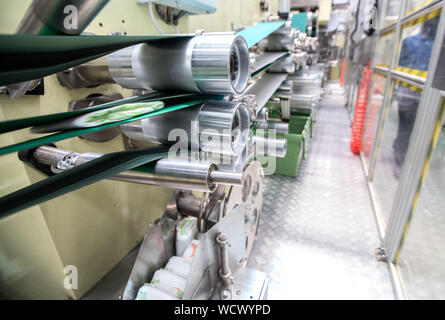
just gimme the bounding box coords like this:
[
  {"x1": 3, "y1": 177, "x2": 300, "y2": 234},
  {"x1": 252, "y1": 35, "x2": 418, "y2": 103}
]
[{"x1": 248, "y1": 83, "x2": 395, "y2": 299}]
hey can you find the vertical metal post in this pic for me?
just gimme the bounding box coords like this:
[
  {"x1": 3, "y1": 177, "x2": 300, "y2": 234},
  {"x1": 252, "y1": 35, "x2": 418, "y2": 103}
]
[{"x1": 216, "y1": 232, "x2": 233, "y2": 300}]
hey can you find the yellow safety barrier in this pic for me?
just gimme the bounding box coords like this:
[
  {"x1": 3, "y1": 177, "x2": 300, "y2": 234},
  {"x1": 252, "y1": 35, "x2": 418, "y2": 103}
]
[
  {"x1": 394, "y1": 79, "x2": 423, "y2": 93},
  {"x1": 395, "y1": 8, "x2": 442, "y2": 79},
  {"x1": 406, "y1": 0, "x2": 436, "y2": 16}
]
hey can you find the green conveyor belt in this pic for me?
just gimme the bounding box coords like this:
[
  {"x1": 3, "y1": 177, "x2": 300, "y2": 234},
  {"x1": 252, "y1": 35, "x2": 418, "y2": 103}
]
[
  {"x1": 0, "y1": 34, "x2": 192, "y2": 86},
  {"x1": 0, "y1": 146, "x2": 170, "y2": 219},
  {"x1": 238, "y1": 21, "x2": 285, "y2": 48},
  {"x1": 0, "y1": 96, "x2": 214, "y2": 156},
  {"x1": 291, "y1": 12, "x2": 308, "y2": 32},
  {"x1": 0, "y1": 92, "x2": 195, "y2": 134}
]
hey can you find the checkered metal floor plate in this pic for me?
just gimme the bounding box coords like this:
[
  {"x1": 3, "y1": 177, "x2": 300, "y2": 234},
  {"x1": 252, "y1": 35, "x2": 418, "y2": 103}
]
[{"x1": 247, "y1": 85, "x2": 395, "y2": 299}]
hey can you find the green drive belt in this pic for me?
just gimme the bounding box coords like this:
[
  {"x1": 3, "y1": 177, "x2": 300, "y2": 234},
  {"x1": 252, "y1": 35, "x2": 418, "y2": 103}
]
[
  {"x1": 0, "y1": 34, "x2": 192, "y2": 86},
  {"x1": 0, "y1": 92, "x2": 195, "y2": 134},
  {"x1": 251, "y1": 53, "x2": 289, "y2": 77},
  {"x1": 0, "y1": 96, "x2": 211, "y2": 156},
  {"x1": 238, "y1": 21, "x2": 285, "y2": 48},
  {"x1": 292, "y1": 12, "x2": 308, "y2": 32},
  {"x1": 0, "y1": 146, "x2": 170, "y2": 219}
]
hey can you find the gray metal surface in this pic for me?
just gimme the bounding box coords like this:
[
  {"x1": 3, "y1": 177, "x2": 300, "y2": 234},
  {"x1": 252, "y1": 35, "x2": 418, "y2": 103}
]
[
  {"x1": 211, "y1": 267, "x2": 269, "y2": 300},
  {"x1": 32, "y1": 146, "x2": 243, "y2": 192},
  {"x1": 245, "y1": 73, "x2": 288, "y2": 110},
  {"x1": 108, "y1": 34, "x2": 250, "y2": 95},
  {"x1": 247, "y1": 86, "x2": 395, "y2": 299},
  {"x1": 252, "y1": 52, "x2": 288, "y2": 74},
  {"x1": 121, "y1": 100, "x2": 250, "y2": 157}
]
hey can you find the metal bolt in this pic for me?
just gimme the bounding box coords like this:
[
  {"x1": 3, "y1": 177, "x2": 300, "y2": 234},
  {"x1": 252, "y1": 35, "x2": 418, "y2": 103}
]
[
  {"x1": 375, "y1": 247, "x2": 387, "y2": 262},
  {"x1": 222, "y1": 290, "x2": 231, "y2": 300}
]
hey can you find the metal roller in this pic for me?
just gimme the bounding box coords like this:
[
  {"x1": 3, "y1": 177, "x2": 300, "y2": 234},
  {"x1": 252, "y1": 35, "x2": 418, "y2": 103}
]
[
  {"x1": 253, "y1": 136, "x2": 287, "y2": 158},
  {"x1": 291, "y1": 94, "x2": 318, "y2": 106},
  {"x1": 262, "y1": 23, "x2": 295, "y2": 52},
  {"x1": 32, "y1": 146, "x2": 244, "y2": 192},
  {"x1": 255, "y1": 121, "x2": 289, "y2": 134},
  {"x1": 59, "y1": 34, "x2": 250, "y2": 95},
  {"x1": 8, "y1": 0, "x2": 109, "y2": 98},
  {"x1": 208, "y1": 143, "x2": 248, "y2": 172},
  {"x1": 289, "y1": 76, "x2": 322, "y2": 86},
  {"x1": 16, "y1": 0, "x2": 109, "y2": 35},
  {"x1": 121, "y1": 100, "x2": 250, "y2": 156}
]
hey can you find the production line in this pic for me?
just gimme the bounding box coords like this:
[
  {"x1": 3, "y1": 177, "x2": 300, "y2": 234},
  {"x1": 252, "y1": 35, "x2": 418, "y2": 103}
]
[{"x1": 0, "y1": 0, "x2": 325, "y2": 301}]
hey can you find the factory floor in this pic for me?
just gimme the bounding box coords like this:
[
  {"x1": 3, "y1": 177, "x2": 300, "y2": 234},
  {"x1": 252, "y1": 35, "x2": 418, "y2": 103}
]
[{"x1": 247, "y1": 83, "x2": 395, "y2": 299}]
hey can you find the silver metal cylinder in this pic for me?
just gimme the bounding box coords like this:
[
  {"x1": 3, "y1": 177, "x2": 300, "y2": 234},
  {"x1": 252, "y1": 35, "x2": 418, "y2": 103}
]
[
  {"x1": 209, "y1": 170, "x2": 243, "y2": 186},
  {"x1": 290, "y1": 77, "x2": 322, "y2": 86},
  {"x1": 31, "y1": 146, "x2": 243, "y2": 192},
  {"x1": 266, "y1": 33, "x2": 295, "y2": 52},
  {"x1": 291, "y1": 94, "x2": 317, "y2": 104},
  {"x1": 256, "y1": 121, "x2": 289, "y2": 134},
  {"x1": 198, "y1": 101, "x2": 250, "y2": 155},
  {"x1": 256, "y1": 107, "x2": 269, "y2": 121},
  {"x1": 216, "y1": 232, "x2": 233, "y2": 300},
  {"x1": 121, "y1": 100, "x2": 250, "y2": 156},
  {"x1": 9, "y1": 0, "x2": 108, "y2": 98},
  {"x1": 108, "y1": 34, "x2": 250, "y2": 95},
  {"x1": 16, "y1": 0, "x2": 109, "y2": 35},
  {"x1": 279, "y1": 0, "x2": 291, "y2": 15},
  {"x1": 265, "y1": 23, "x2": 295, "y2": 52},
  {"x1": 115, "y1": 158, "x2": 219, "y2": 192},
  {"x1": 57, "y1": 56, "x2": 115, "y2": 89},
  {"x1": 253, "y1": 136, "x2": 287, "y2": 158}
]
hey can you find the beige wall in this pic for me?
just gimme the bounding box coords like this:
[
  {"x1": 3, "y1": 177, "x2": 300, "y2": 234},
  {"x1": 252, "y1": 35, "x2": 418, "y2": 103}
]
[{"x1": 0, "y1": 0, "x2": 280, "y2": 299}]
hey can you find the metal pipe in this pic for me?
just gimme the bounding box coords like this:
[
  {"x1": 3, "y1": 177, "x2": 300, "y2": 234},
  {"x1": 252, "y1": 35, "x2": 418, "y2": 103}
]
[
  {"x1": 278, "y1": 0, "x2": 291, "y2": 19},
  {"x1": 16, "y1": 0, "x2": 109, "y2": 35},
  {"x1": 256, "y1": 121, "x2": 289, "y2": 134},
  {"x1": 209, "y1": 170, "x2": 243, "y2": 186},
  {"x1": 253, "y1": 136, "x2": 287, "y2": 158},
  {"x1": 291, "y1": 94, "x2": 317, "y2": 103},
  {"x1": 216, "y1": 233, "x2": 233, "y2": 300},
  {"x1": 32, "y1": 146, "x2": 243, "y2": 192},
  {"x1": 290, "y1": 77, "x2": 322, "y2": 85},
  {"x1": 121, "y1": 100, "x2": 250, "y2": 156}
]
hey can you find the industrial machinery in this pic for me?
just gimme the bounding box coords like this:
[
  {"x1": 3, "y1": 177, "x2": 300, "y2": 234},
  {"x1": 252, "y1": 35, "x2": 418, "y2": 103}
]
[{"x1": 0, "y1": 0, "x2": 326, "y2": 301}]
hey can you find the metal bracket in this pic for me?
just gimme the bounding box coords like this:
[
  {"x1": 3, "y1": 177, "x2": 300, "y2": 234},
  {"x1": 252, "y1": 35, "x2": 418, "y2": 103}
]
[
  {"x1": 55, "y1": 152, "x2": 80, "y2": 171},
  {"x1": 375, "y1": 247, "x2": 388, "y2": 262}
]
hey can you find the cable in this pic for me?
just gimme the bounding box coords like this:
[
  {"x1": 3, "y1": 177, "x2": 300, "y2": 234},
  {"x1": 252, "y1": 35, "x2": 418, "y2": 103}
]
[
  {"x1": 149, "y1": 1, "x2": 165, "y2": 34},
  {"x1": 350, "y1": 0, "x2": 361, "y2": 45},
  {"x1": 149, "y1": 2, "x2": 180, "y2": 34},
  {"x1": 169, "y1": 7, "x2": 179, "y2": 34}
]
